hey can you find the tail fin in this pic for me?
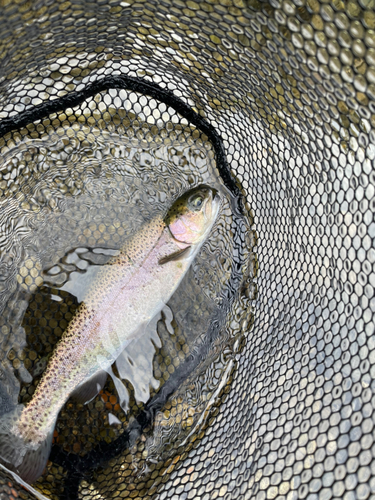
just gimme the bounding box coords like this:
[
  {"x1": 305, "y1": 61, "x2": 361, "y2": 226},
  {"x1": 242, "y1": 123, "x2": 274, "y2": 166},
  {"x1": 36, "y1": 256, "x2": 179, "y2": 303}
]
[
  {"x1": 0, "y1": 406, "x2": 53, "y2": 484},
  {"x1": 0, "y1": 464, "x2": 51, "y2": 500}
]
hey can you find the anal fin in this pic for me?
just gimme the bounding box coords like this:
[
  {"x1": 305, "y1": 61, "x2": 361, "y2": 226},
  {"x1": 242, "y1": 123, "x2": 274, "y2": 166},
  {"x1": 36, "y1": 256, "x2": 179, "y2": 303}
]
[{"x1": 71, "y1": 370, "x2": 108, "y2": 404}]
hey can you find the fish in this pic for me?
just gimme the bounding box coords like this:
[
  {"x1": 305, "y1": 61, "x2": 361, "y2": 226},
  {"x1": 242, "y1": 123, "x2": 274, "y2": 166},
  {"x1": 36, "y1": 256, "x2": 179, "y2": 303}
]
[{"x1": 0, "y1": 185, "x2": 221, "y2": 483}]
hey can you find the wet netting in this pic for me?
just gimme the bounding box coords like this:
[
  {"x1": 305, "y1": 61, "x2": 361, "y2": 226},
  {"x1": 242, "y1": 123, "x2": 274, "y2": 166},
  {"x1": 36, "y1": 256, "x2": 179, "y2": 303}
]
[{"x1": 0, "y1": 0, "x2": 374, "y2": 499}]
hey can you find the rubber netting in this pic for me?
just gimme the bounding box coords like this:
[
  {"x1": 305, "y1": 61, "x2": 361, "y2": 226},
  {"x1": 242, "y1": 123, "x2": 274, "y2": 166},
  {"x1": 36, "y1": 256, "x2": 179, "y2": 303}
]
[{"x1": 0, "y1": 1, "x2": 374, "y2": 500}]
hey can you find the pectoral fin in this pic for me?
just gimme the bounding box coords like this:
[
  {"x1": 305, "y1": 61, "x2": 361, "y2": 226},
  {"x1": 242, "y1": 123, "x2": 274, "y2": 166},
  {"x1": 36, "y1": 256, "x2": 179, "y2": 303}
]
[
  {"x1": 71, "y1": 370, "x2": 108, "y2": 404},
  {"x1": 158, "y1": 246, "x2": 191, "y2": 265}
]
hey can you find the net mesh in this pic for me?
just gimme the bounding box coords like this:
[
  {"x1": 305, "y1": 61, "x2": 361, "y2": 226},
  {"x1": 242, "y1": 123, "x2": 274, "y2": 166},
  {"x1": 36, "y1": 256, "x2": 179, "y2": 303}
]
[{"x1": 0, "y1": 0, "x2": 374, "y2": 500}]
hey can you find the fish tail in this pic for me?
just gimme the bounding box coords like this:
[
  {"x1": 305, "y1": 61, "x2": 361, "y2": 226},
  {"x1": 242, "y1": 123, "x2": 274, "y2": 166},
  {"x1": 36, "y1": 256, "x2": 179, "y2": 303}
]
[{"x1": 0, "y1": 405, "x2": 53, "y2": 484}]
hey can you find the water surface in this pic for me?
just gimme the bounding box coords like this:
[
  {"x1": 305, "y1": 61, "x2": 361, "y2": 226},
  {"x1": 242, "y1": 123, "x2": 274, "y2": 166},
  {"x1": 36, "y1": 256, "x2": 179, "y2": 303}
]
[{"x1": 0, "y1": 89, "x2": 257, "y2": 498}]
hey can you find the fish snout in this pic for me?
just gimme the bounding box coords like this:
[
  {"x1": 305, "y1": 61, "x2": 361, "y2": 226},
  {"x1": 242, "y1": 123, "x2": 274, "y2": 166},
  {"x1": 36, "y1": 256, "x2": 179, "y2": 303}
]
[{"x1": 205, "y1": 188, "x2": 221, "y2": 223}]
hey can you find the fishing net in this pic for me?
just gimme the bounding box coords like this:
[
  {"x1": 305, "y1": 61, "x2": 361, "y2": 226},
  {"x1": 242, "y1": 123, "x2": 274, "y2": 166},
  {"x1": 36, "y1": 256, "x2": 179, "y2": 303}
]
[{"x1": 0, "y1": 0, "x2": 374, "y2": 499}]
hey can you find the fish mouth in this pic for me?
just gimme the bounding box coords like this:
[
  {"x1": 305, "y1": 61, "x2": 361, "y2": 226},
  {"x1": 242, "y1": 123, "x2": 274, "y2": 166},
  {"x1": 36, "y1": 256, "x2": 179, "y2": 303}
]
[
  {"x1": 196, "y1": 188, "x2": 220, "y2": 242},
  {"x1": 206, "y1": 188, "x2": 221, "y2": 223},
  {"x1": 213, "y1": 189, "x2": 220, "y2": 201}
]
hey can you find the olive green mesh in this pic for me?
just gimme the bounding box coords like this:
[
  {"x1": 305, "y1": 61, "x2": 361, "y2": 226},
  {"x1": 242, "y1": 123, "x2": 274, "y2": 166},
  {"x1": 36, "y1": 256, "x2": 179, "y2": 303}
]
[{"x1": 0, "y1": 1, "x2": 374, "y2": 500}]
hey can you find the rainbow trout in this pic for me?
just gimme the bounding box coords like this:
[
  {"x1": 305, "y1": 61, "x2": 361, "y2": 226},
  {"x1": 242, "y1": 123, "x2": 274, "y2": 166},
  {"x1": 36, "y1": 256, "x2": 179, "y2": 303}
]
[{"x1": 0, "y1": 185, "x2": 220, "y2": 483}]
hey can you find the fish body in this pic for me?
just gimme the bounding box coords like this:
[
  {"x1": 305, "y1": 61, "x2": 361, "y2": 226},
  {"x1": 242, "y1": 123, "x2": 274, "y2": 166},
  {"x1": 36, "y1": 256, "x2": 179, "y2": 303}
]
[{"x1": 0, "y1": 185, "x2": 220, "y2": 483}]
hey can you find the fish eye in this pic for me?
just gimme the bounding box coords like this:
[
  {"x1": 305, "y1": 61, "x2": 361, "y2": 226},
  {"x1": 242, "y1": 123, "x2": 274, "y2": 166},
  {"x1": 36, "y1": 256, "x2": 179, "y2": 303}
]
[{"x1": 189, "y1": 194, "x2": 204, "y2": 210}]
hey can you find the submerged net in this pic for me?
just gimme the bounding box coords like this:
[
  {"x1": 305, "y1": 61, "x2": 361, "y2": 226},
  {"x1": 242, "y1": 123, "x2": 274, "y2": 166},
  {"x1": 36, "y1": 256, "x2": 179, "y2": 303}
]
[{"x1": 0, "y1": 0, "x2": 374, "y2": 499}]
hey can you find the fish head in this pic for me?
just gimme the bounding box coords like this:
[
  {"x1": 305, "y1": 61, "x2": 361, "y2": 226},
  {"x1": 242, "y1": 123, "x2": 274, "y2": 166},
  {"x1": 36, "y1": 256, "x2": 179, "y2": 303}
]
[{"x1": 166, "y1": 185, "x2": 221, "y2": 246}]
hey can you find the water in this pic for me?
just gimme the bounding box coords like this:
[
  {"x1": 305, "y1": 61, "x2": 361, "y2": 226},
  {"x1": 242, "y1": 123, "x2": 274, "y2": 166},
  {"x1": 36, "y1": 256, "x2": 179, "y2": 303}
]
[{"x1": 0, "y1": 89, "x2": 256, "y2": 497}]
